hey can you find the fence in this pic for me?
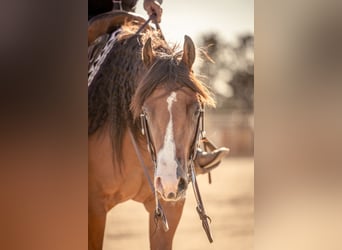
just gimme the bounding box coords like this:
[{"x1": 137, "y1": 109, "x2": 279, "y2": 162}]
[{"x1": 205, "y1": 111, "x2": 254, "y2": 156}]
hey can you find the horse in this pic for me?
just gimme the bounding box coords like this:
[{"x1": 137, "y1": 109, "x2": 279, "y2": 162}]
[{"x1": 88, "y1": 12, "x2": 215, "y2": 250}]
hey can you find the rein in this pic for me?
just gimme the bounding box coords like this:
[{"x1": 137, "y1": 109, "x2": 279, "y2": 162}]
[
  {"x1": 129, "y1": 130, "x2": 169, "y2": 232},
  {"x1": 128, "y1": 16, "x2": 171, "y2": 233},
  {"x1": 187, "y1": 104, "x2": 214, "y2": 243},
  {"x1": 135, "y1": 13, "x2": 164, "y2": 40},
  {"x1": 129, "y1": 16, "x2": 213, "y2": 243}
]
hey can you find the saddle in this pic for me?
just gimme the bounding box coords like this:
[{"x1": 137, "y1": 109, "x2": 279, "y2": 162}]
[{"x1": 88, "y1": 10, "x2": 147, "y2": 46}]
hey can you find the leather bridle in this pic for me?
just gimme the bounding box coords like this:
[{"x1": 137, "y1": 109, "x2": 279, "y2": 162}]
[
  {"x1": 129, "y1": 14, "x2": 213, "y2": 243},
  {"x1": 130, "y1": 101, "x2": 213, "y2": 243}
]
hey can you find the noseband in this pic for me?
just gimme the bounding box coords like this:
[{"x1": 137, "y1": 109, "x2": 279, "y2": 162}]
[{"x1": 131, "y1": 102, "x2": 213, "y2": 243}]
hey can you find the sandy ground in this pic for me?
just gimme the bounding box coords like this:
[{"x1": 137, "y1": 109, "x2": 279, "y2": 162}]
[{"x1": 103, "y1": 157, "x2": 254, "y2": 250}]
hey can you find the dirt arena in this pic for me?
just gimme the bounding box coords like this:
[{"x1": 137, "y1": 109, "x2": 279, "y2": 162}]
[{"x1": 103, "y1": 157, "x2": 254, "y2": 250}]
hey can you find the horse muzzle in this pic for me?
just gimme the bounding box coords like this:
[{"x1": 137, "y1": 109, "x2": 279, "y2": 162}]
[{"x1": 154, "y1": 174, "x2": 188, "y2": 201}]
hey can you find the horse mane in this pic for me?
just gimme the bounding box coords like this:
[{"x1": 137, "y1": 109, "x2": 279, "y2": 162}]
[
  {"x1": 131, "y1": 52, "x2": 215, "y2": 119},
  {"x1": 88, "y1": 22, "x2": 215, "y2": 167}
]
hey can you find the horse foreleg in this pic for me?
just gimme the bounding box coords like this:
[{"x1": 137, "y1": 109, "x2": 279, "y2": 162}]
[
  {"x1": 144, "y1": 198, "x2": 185, "y2": 250},
  {"x1": 88, "y1": 204, "x2": 107, "y2": 250}
]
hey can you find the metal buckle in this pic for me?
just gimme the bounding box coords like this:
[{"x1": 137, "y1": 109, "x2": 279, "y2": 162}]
[
  {"x1": 140, "y1": 113, "x2": 145, "y2": 135},
  {"x1": 155, "y1": 204, "x2": 169, "y2": 232}
]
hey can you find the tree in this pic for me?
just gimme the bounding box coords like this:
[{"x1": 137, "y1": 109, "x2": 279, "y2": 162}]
[{"x1": 198, "y1": 33, "x2": 254, "y2": 113}]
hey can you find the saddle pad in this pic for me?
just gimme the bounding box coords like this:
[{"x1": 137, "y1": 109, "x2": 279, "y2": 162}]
[{"x1": 88, "y1": 28, "x2": 122, "y2": 87}]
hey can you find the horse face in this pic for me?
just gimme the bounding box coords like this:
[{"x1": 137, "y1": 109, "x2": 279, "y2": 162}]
[{"x1": 143, "y1": 87, "x2": 201, "y2": 201}]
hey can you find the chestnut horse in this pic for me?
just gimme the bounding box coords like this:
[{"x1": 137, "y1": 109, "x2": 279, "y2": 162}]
[{"x1": 88, "y1": 15, "x2": 215, "y2": 250}]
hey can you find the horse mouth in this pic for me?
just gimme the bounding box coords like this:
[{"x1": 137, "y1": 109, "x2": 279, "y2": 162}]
[
  {"x1": 157, "y1": 191, "x2": 186, "y2": 202},
  {"x1": 155, "y1": 178, "x2": 187, "y2": 202}
]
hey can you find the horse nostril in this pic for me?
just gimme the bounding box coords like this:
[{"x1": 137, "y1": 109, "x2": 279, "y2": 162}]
[{"x1": 178, "y1": 177, "x2": 187, "y2": 192}]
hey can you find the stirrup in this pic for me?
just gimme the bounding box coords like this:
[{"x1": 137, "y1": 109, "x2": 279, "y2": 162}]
[
  {"x1": 202, "y1": 137, "x2": 218, "y2": 152},
  {"x1": 198, "y1": 137, "x2": 229, "y2": 183}
]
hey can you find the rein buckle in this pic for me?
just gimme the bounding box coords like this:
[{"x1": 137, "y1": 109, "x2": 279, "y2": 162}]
[{"x1": 155, "y1": 206, "x2": 169, "y2": 232}]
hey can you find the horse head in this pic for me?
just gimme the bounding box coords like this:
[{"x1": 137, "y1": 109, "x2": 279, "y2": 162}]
[{"x1": 132, "y1": 35, "x2": 215, "y2": 201}]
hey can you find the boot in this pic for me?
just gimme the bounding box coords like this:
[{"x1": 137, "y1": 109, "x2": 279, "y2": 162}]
[{"x1": 194, "y1": 147, "x2": 229, "y2": 175}]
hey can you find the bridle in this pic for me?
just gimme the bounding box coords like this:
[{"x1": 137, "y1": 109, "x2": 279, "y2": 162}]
[
  {"x1": 130, "y1": 101, "x2": 213, "y2": 243},
  {"x1": 129, "y1": 14, "x2": 213, "y2": 243}
]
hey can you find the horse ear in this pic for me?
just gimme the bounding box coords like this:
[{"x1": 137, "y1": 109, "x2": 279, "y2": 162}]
[
  {"x1": 142, "y1": 37, "x2": 155, "y2": 67},
  {"x1": 181, "y1": 35, "x2": 196, "y2": 69}
]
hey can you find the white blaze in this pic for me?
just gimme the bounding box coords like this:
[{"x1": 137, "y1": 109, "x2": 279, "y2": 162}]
[{"x1": 155, "y1": 92, "x2": 178, "y2": 194}]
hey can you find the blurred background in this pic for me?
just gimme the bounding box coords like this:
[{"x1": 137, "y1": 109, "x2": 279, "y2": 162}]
[
  {"x1": 104, "y1": 1, "x2": 254, "y2": 249},
  {"x1": 2, "y1": 1, "x2": 342, "y2": 250}
]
